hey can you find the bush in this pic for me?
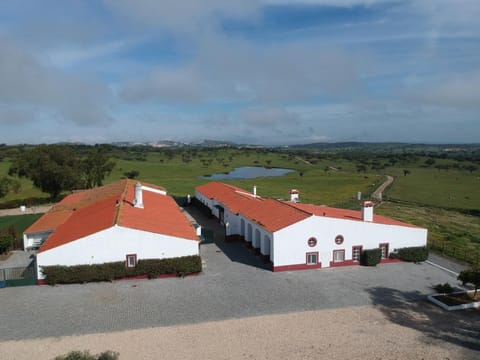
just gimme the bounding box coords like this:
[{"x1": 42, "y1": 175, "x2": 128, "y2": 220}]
[
  {"x1": 54, "y1": 350, "x2": 119, "y2": 360},
  {"x1": 392, "y1": 246, "x2": 428, "y2": 263},
  {"x1": 42, "y1": 255, "x2": 202, "y2": 285},
  {"x1": 434, "y1": 283, "x2": 454, "y2": 294},
  {"x1": 0, "y1": 233, "x2": 13, "y2": 254},
  {"x1": 361, "y1": 248, "x2": 382, "y2": 266}
]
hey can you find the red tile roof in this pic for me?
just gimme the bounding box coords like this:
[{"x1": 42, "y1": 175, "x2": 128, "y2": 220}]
[
  {"x1": 196, "y1": 182, "x2": 312, "y2": 232},
  {"x1": 34, "y1": 180, "x2": 198, "y2": 253},
  {"x1": 196, "y1": 182, "x2": 422, "y2": 230},
  {"x1": 286, "y1": 202, "x2": 422, "y2": 228}
]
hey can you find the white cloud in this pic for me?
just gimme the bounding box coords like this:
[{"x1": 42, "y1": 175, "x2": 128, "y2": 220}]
[{"x1": 0, "y1": 38, "x2": 112, "y2": 126}]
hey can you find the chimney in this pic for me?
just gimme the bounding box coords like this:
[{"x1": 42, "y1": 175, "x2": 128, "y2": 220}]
[
  {"x1": 253, "y1": 185, "x2": 257, "y2": 198},
  {"x1": 290, "y1": 189, "x2": 299, "y2": 202},
  {"x1": 134, "y1": 182, "x2": 144, "y2": 208},
  {"x1": 361, "y1": 201, "x2": 374, "y2": 222}
]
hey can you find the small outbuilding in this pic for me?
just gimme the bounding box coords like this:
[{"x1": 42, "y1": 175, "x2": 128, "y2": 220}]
[
  {"x1": 195, "y1": 182, "x2": 427, "y2": 271},
  {"x1": 24, "y1": 180, "x2": 201, "y2": 282}
]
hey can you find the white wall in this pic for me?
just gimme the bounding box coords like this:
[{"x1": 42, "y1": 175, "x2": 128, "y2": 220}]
[
  {"x1": 24, "y1": 230, "x2": 53, "y2": 250},
  {"x1": 36, "y1": 225, "x2": 199, "y2": 279},
  {"x1": 273, "y1": 216, "x2": 427, "y2": 268}
]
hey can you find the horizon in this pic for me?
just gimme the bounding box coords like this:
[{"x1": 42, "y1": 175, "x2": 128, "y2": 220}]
[{"x1": 1, "y1": 1, "x2": 479, "y2": 145}]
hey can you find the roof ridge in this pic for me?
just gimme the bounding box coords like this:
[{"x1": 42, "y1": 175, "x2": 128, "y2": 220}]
[
  {"x1": 275, "y1": 199, "x2": 314, "y2": 216},
  {"x1": 113, "y1": 179, "x2": 130, "y2": 225}
]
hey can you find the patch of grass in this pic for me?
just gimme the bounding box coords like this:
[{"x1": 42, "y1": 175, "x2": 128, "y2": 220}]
[
  {"x1": 376, "y1": 202, "x2": 480, "y2": 265},
  {"x1": 0, "y1": 214, "x2": 42, "y2": 234}
]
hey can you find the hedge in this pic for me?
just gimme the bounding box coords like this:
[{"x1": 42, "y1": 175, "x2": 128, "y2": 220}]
[
  {"x1": 361, "y1": 248, "x2": 382, "y2": 266},
  {"x1": 390, "y1": 246, "x2": 428, "y2": 263},
  {"x1": 41, "y1": 255, "x2": 202, "y2": 285}
]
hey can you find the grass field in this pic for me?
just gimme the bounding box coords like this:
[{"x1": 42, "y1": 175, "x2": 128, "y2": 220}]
[
  {"x1": 1, "y1": 148, "x2": 479, "y2": 264},
  {"x1": 0, "y1": 214, "x2": 42, "y2": 235}
]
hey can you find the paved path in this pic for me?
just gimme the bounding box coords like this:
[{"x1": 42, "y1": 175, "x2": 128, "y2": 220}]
[
  {"x1": 0, "y1": 204, "x2": 52, "y2": 217},
  {"x1": 372, "y1": 175, "x2": 393, "y2": 200}
]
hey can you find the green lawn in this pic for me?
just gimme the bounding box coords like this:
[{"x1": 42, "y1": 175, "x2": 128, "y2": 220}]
[
  {"x1": 385, "y1": 167, "x2": 480, "y2": 210},
  {"x1": 0, "y1": 214, "x2": 42, "y2": 234}
]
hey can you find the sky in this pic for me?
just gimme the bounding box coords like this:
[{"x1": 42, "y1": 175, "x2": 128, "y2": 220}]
[{"x1": 0, "y1": 0, "x2": 479, "y2": 145}]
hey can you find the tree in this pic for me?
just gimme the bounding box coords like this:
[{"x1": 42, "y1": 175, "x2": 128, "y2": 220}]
[
  {"x1": 0, "y1": 233, "x2": 13, "y2": 254},
  {"x1": 9, "y1": 145, "x2": 82, "y2": 199},
  {"x1": 123, "y1": 170, "x2": 140, "y2": 179},
  {"x1": 458, "y1": 266, "x2": 480, "y2": 297},
  {"x1": 403, "y1": 169, "x2": 411, "y2": 176},
  {"x1": 81, "y1": 147, "x2": 116, "y2": 188},
  {"x1": 0, "y1": 177, "x2": 20, "y2": 199}
]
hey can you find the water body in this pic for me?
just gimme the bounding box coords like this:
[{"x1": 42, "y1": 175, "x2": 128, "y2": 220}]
[{"x1": 200, "y1": 166, "x2": 295, "y2": 180}]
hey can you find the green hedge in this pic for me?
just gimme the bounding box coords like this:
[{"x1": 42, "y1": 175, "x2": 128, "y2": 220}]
[
  {"x1": 42, "y1": 255, "x2": 202, "y2": 285},
  {"x1": 390, "y1": 246, "x2": 428, "y2": 263},
  {"x1": 361, "y1": 248, "x2": 382, "y2": 266}
]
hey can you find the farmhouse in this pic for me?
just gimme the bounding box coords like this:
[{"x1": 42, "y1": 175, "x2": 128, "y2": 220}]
[
  {"x1": 195, "y1": 182, "x2": 427, "y2": 271},
  {"x1": 24, "y1": 179, "x2": 201, "y2": 282}
]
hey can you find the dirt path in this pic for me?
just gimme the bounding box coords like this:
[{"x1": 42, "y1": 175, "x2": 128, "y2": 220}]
[
  {"x1": 294, "y1": 156, "x2": 312, "y2": 165},
  {"x1": 0, "y1": 204, "x2": 53, "y2": 217},
  {"x1": 372, "y1": 175, "x2": 394, "y2": 201},
  {"x1": 0, "y1": 306, "x2": 476, "y2": 360}
]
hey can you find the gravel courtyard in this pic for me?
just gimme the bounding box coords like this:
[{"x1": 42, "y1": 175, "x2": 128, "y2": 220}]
[{"x1": 0, "y1": 206, "x2": 478, "y2": 358}]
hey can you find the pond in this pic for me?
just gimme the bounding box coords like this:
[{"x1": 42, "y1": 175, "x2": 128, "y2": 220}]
[{"x1": 199, "y1": 166, "x2": 295, "y2": 180}]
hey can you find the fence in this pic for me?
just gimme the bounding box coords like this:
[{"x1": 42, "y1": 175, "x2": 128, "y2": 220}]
[
  {"x1": 428, "y1": 239, "x2": 480, "y2": 266},
  {"x1": 0, "y1": 265, "x2": 37, "y2": 288}
]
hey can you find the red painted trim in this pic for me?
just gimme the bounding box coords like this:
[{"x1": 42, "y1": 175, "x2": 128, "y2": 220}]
[
  {"x1": 332, "y1": 249, "x2": 345, "y2": 263},
  {"x1": 273, "y1": 262, "x2": 322, "y2": 272},
  {"x1": 380, "y1": 257, "x2": 402, "y2": 264},
  {"x1": 306, "y1": 251, "x2": 319, "y2": 265},
  {"x1": 352, "y1": 245, "x2": 363, "y2": 263},
  {"x1": 379, "y1": 242, "x2": 389, "y2": 259},
  {"x1": 126, "y1": 253, "x2": 137, "y2": 268},
  {"x1": 329, "y1": 259, "x2": 357, "y2": 267}
]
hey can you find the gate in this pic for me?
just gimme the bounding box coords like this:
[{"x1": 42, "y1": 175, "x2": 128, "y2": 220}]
[
  {"x1": 0, "y1": 264, "x2": 37, "y2": 288},
  {"x1": 200, "y1": 228, "x2": 215, "y2": 244}
]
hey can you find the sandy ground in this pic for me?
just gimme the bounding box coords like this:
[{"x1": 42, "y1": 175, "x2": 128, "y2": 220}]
[
  {"x1": 0, "y1": 204, "x2": 52, "y2": 217},
  {"x1": 1, "y1": 306, "x2": 477, "y2": 360}
]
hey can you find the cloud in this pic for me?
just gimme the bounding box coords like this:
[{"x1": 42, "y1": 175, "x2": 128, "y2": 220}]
[
  {"x1": 0, "y1": 37, "x2": 112, "y2": 126},
  {"x1": 120, "y1": 32, "x2": 361, "y2": 106},
  {"x1": 102, "y1": 0, "x2": 261, "y2": 34},
  {"x1": 406, "y1": 71, "x2": 480, "y2": 109}
]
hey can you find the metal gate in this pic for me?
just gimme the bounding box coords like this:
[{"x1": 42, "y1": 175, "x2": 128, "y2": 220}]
[
  {"x1": 200, "y1": 228, "x2": 215, "y2": 244},
  {"x1": 0, "y1": 264, "x2": 37, "y2": 288}
]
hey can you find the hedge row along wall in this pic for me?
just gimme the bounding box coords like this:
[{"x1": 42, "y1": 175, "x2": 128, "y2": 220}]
[
  {"x1": 391, "y1": 246, "x2": 429, "y2": 263},
  {"x1": 41, "y1": 255, "x2": 202, "y2": 285}
]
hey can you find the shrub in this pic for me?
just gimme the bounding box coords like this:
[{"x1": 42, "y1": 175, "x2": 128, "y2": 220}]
[
  {"x1": 0, "y1": 233, "x2": 13, "y2": 254},
  {"x1": 361, "y1": 248, "x2": 382, "y2": 266},
  {"x1": 434, "y1": 283, "x2": 454, "y2": 294},
  {"x1": 393, "y1": 246, "x2": 429, "y2": 263},
  {"x1": 458, "y1": 266, "x2": 480, "y2": 296},
  {"x1": 54, "y1": 350, "x2": 119, "y2": 360},
  {"x1": 42, "y1": 255, "x2": 202, "y2": 285}
]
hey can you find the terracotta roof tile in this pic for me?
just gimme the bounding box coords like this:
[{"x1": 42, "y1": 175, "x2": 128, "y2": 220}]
[
  {"x1": 196, "y1": 182, "x2": 311, "y2": 232},
  {"x1": 287, "y1": 202, "x2": 423, "y2": 228},
  {"x1": 34, "y1": 180, "x2": 197, "y2": 253}
]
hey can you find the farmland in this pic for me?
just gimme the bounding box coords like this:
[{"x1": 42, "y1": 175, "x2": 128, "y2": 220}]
[{"x1": 0, "y1": 144, "x2": 479, "y2": 264}]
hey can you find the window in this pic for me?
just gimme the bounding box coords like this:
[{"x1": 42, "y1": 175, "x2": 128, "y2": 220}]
[
  {"x1": 335, "y1": 235, "x2": 344, "y2": 245},
  {"x1": 352, "y1": 246, "x2": 362, "y2": 262},
  {"x1": 379, "y1": 243, "x2": 389, "y2": 259},
  {"x1": 333, "y1": 250, "x2": 345, "y2": 263},
  {"x1": 126, "y1": 254, "x2": 137, "y2": 268},
  {"x1": 307, "y1": 237, "x2": 317, "y2": 247},
  {"x1": 306, "y1": 252, "x2": 318, "y2": 265}
]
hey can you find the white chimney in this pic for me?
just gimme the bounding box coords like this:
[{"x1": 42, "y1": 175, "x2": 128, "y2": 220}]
[
  {"x1": 361, "y1": 201, "x2": 374, "y2": 222},
  {"x1": 290, "y1": 189, "x2": 299, "y2": 202},
  {"x1": 134, "y1": 182, "x2": 144, "y2": 208},
  {"x1": 253, "y1": 185, "x2": 257, "y2": 197}
]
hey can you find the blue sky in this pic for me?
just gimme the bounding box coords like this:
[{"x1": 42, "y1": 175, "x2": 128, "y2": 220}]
[{"x1": 0, "y1": 0, "x2": 479, "y2": 145}]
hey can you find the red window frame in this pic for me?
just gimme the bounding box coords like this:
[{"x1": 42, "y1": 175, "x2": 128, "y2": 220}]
[
  {"x1": 333, "y1": 249, "x2": 345, "y2": 263},
  {"x1": 306, "y1": 252, "x2": 318, "y2": 265},
  {"x1": 352, "y1": 246, "x2": 362, "y2": 262},
  {"x1": 379, "y1": 243, "x2": 389, "y2": 259},
  {"x1": 126, "y1": 254, "x2": 137, "y2": 268}
]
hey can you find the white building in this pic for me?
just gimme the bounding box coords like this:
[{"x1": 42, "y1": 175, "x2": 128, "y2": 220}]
[
  {"x1": 24, "y1": 180, "x2": 201, "y2": 282},
  {"x1": 195, "y1": 182, "x2": 427, "y2": 271}
]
